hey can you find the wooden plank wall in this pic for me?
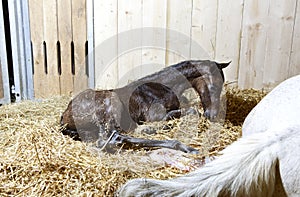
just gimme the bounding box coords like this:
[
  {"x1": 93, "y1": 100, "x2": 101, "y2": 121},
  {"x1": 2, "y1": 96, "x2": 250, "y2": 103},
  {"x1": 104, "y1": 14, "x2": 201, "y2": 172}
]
[
  {"x1": 239, "y1": 0, "x2": 299, "y2": 89},
  {"x1": 27, "y1": 0, "x2": 300, "y2": 94},
  {"x1": 94, "y1": 0, "x2": 300, "y2": 90},
  {"x1": 28, "y1": 0, "x2": 88, "y2": 98}
]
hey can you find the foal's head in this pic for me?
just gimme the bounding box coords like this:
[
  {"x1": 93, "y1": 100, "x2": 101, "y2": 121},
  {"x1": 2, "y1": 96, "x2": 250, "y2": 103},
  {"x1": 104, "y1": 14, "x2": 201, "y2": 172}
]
[{"x1": 191, "y1": 61, "x2": 230, "y2": 121}]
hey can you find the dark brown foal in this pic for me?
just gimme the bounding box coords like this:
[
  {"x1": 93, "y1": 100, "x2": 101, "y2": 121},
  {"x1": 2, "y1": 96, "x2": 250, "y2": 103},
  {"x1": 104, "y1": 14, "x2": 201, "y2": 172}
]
[{"x1": 61, "y1": 60, "x2": 230, "y2": 153}]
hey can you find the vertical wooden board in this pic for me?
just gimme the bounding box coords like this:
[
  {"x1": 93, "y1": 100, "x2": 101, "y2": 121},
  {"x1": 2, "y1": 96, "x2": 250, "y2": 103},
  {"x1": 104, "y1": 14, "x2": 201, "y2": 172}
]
[
  {"x1": 43, "y1": 0, "x2": 60, "y2": 96},
  {"x1": 289, "y1": 0, "x2": 300, "y2": 77},
  {"x1": 28, "y1": 0, "x2": 47, "y2": 98},
  {"x1": 191, "y1": 0, "x2": 218, "y2": 60},
  {"x1": 72, "y1": 0, "x2": 88, "y2": 94},
  {"x1": 141, "y1": 0, "x2": 167, "y2": 77},
  {"x1": 166, "y1": 0, "x2": 192, "y2": 66},
  {"x1": 215, "y1": 0, "x2": 244, "y2": 83},
  {"x1": 57, "y1": 0, "x2": 73, "y2": 95},
  {"x1": 94, "y1": 0, "x2": 118, "y2": 89},
  {"x1": 238, "y1": 0, "x2": 270, "y2": 89},
  {"x1": 117, "y1": 0, "x2": 143, "y2": 87},
  {"x1": 262, "y1": 0, "x2": 297, "y2": 88}
]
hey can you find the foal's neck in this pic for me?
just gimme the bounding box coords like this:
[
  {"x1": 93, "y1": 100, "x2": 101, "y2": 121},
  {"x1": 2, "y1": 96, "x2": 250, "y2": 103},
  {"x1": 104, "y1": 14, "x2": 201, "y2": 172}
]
[{"x1": 116, "y1": 60, "x2": 210, "y2": 99}]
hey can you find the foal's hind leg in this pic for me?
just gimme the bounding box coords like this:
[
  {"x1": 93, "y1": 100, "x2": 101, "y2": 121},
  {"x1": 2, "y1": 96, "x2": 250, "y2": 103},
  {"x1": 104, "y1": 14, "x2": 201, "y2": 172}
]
[{"x1": 108, "y1": 132, "x2": 199, "y2": 154}]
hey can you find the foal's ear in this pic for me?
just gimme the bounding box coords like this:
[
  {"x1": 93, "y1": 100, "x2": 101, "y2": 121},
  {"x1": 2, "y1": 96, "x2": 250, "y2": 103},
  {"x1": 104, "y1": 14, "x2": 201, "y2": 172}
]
[{"x1": 216, "y1": 61, "x2": 231, "y2": 69}]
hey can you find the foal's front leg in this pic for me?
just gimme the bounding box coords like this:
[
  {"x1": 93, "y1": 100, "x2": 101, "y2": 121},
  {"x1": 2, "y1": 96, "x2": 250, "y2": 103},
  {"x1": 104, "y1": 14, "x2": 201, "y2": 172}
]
[
  {"x1": 162, "y1": 109, "x2": 181, "y2": 121},
  {"x1": 108, "y1": 131, "x2": 199, "y2": 154}
]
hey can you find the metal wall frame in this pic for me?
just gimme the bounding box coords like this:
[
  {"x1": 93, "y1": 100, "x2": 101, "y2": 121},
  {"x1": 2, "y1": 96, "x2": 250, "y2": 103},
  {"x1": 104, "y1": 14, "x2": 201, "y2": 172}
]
[
  {"x1": 87, "y1": 0, "x2": 95, "y2": 89},
  {"x1": 0, "y1": 0, "x2": 11, "y2": 104},
  {"x1": 2, "y1": 0, "x2": 95, "y2": 102},
  {"x1": 8, "y1": 0, "x2": 34, "y2": 101}
]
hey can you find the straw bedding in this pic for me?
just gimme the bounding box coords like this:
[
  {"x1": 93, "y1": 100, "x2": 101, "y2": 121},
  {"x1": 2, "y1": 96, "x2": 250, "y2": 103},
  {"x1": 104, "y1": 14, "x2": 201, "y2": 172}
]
[{"x1": 0, "y1": 87, "x2": 266, "y2": 196}]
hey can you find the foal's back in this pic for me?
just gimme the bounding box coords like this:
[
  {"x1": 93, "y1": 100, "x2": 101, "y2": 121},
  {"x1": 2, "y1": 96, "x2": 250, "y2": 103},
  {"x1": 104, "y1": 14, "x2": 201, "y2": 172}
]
[{"x1": 128, "y1": 82, "x2": 180, "y2": 124}]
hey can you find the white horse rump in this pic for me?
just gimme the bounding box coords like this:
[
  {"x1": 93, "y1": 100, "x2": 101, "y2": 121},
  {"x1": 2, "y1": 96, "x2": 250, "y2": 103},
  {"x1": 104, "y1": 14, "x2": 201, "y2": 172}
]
[{"x1": 117, "y1": 75, "x2": 300, "y2": 197}]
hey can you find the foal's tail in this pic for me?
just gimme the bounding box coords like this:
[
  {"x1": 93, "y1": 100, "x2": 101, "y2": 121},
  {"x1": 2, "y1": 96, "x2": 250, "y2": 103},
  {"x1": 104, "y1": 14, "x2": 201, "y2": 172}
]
[{"x1": 117, "y1": 128, "x2": 290, "y2": 197}]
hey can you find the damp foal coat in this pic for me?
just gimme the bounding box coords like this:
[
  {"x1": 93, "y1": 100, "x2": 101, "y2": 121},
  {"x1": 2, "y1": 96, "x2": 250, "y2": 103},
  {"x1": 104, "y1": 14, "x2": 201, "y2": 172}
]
[{"x1": 117, "y1": 75, "x2": 300, "y2": 197}]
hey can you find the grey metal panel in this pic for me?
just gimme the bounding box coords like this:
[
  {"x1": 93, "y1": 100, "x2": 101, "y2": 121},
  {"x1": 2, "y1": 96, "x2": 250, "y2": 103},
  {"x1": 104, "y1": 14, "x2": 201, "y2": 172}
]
[
  {"x1": 7, "y1": 0, "x2": 21, "y2": 102},
  {"x1": 0, "y1": 1, "x2": 11, "y2": 104},
  {"x1": 7, "y1": 0, "x2": 34, "y2": 101},
  {"x1": 21, "y1": 0, "x2": 34, "y2": 100}
]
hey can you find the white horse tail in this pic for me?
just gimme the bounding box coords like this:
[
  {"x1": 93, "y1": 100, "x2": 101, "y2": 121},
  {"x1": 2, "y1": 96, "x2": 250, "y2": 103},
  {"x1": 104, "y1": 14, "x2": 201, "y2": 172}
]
[{"x1": 117, "y1": 127, "x2": 293, "y2": 197}]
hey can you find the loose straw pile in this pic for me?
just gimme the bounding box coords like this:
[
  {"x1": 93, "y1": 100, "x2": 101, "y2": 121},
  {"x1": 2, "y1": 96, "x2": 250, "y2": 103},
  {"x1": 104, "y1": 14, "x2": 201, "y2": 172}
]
[{"x1": 0, "y1": 87, "x2": 266, "y2": 196}]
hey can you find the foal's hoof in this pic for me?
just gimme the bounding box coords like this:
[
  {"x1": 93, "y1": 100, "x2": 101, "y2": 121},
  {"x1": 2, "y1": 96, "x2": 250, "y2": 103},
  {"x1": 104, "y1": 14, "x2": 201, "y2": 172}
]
[
  {"x1": 178, "y1": 143, "x2": 199, "y2": 154},
  {"x1": 186, "y1": 148, "x2": 199, "y2": 154}
]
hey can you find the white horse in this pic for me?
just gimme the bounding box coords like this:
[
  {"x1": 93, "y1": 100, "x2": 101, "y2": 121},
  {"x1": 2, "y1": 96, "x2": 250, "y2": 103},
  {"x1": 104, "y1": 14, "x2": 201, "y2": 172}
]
[{"x1": 117, "y1": 75, "x2": 300, "y2": 197}]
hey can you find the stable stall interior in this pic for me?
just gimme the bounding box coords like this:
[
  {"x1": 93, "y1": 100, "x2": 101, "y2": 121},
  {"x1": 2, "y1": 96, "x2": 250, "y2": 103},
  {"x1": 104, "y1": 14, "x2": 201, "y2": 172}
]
[{"x1": 1, "y1": 0, "x2": 299, "y2": 196}]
